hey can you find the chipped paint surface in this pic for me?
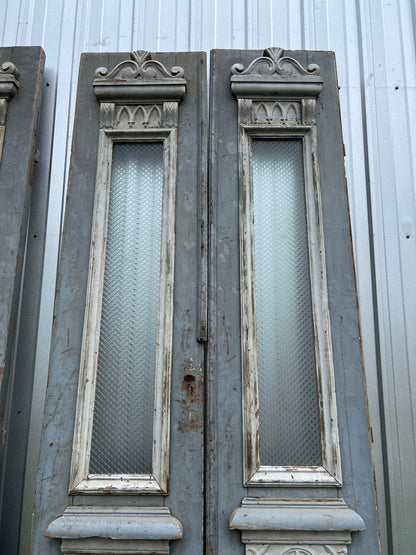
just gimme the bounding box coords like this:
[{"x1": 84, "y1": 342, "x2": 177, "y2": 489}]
[{"x1": 178, "y1": 360, "x2": 204, "y2": 434}]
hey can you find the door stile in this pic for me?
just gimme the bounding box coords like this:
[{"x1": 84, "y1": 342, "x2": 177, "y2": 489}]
[{"x1": 206, "y1": 49, "x2": 247, "y2": 554}]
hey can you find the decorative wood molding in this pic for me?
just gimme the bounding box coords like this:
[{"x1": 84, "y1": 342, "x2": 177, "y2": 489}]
[
  {"x1": 231, "y1": 47, "x2": 322, "y2": 104},
  {"x1": 230, "y1": 498, "x2": 365, "y2": 555},
  {"x1": 69, "y1": 52, "x2": 187, "y2": 495},
  {"x1": 232, "y1": 47, "x2": 320, "y2": 77},
  {"x1": 231, "y1": 49, "x2": 341, "y2": 487},
  {"x1": 70, "y1": 128, "x2": 178, "y2": 495},
  {"x1": 0, "y1": 62, "x2": 20, "y2": 161},
  {"x1": 47, "y1": 506, "x2": 182, "y2": 554},
  {"x1": 114, "y1": 104, "x2": 163, "y2": 129},
  {"x1": 93, "y1": 50, "x2": 186, "y2": 103},
  {"x1": 252, "y1": 101, "x2": 301, "y2": 125},
  {"x1": 96, "y1": 49, "x2": 184, "y2": 80},
  {"x1": 94, "y1": 52, "x2": 184, "y2": 130}
]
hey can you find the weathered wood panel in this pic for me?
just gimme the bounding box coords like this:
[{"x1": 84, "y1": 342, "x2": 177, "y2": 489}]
[{"x1": 0, "y1": 45, "x2": 45, "y2": 554}]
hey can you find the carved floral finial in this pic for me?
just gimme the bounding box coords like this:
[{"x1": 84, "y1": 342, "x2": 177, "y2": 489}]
[
  {"x1": 94, "y1": 50, "x2": 185, "y2": 81},
  {"x1": 263, "y1": 47, "x2": 285, "y2": 62},
  {"x1": 131, "y1": 50, "x2": 152, "y2": 65},
  {"x1": 231, "y1": 46, "x2": 320, "y2": 78}
]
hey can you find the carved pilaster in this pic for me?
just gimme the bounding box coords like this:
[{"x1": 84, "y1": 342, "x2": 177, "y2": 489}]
[
  {"x1": 0, "y1": 62, "x2": 20, "y2": 161},
  {"x1": 99, "y1": 102, "x2": 115, "y2": 129},
  {"x1": 163, "y1": 101, "x2": 179, "y2": 128},
  {"x1": 238, "y1": 98, "x2": 253, "y2": 124},
  {"x1": 302, "y1": 98, "x2": 317, "y2": 125}
]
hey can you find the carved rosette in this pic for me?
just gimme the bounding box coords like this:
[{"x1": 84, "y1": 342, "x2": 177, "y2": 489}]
[
  {"x1": 0, "y1": 62, "x2": 20, "y2": 161},
  {"x1": 93, "y1": 50, "x2": 186, "y2": 129},
  {"x1": 230, "y1": 47, "x2": 322, "y2": 125}
]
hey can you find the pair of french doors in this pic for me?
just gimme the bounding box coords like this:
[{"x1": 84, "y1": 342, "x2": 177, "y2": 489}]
[{"x1": 32, "y1": 49, "x2": 379, "y2": 554}]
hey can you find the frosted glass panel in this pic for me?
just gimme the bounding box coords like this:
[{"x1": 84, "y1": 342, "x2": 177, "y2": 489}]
[
  {"x1": 252, "y1": 139, "x2": 321, "y2": 467},
  {"x1": 90, "y1": 142, "x2": 163, "y2": 475}
]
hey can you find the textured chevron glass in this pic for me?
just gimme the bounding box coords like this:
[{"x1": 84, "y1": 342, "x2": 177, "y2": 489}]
[
  {"x1": 252, "y1": 139, "x2": 321, "y2": 467},
  {"x1": 90, "y1": 142, "x2": 163, "y2": 475}
]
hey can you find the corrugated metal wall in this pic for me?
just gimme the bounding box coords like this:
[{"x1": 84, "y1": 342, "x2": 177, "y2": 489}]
[{"x1": 1, "y1": 1, "x2": 415, "y2": 553}]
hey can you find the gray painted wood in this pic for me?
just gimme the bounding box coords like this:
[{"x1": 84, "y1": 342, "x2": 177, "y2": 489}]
[
  {"x1": 0, "y1": 46, "x2": 45, "y2": 555},
  {"x1": 32, "y1": 51, "x2": 206, "y2": 554},
  {"x1": 4, "y1": 4, "x2": 416, "y2": 553},
  {"x1": 3, "y1": 4, "x2": 416, "y2": 553},
  {"x1": 207, "y1": 49, "x2": 245, "y2": 554},
  {"x1": 207, "y1": 49, "x2": 379, "y2": 554}
]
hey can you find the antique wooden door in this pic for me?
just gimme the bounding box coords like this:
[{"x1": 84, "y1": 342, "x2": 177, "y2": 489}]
[{"x1": 31, "y1": 49, "x2": 379, "y2": 555}]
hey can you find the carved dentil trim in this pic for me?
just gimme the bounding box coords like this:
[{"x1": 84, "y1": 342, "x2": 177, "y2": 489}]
[
  {"x1": 95, "y1": 50, "x2": 184, "y2": 81},
  {"x1": 231, "y1": 47, "x2": 320, "y2": 78}
]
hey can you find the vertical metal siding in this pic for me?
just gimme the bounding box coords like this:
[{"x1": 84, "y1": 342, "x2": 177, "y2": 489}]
[
  {"x1": 1, "y1": 1, "x2": 415, "y2": 553},
  {"x1": 357, "y1": 2, "x2": 416, "y2": 553}
]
